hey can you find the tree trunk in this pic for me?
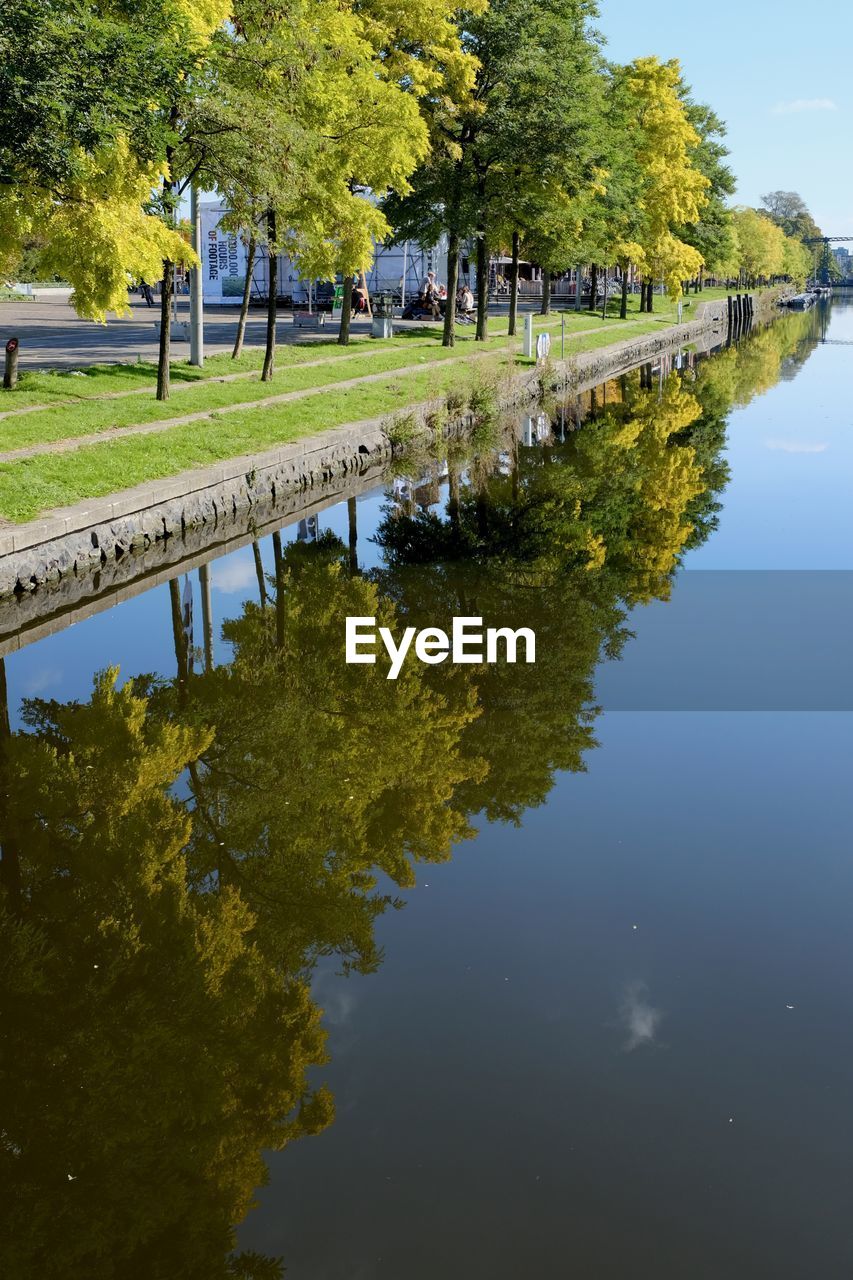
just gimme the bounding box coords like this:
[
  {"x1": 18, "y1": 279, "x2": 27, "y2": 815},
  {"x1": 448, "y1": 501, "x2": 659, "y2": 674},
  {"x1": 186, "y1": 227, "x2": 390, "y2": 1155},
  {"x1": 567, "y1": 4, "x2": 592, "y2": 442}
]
[
  {"x1": 347, "y1": 497, "x2": 358, "y2": 573},
  {"x1": 540, "y1": 268, "x2": 551, "y2": 316},
  {"x1": 338, "y1": 274, "x2": 354, "y2": 346},
  {"x1": 199, "y1": 563, "x2": 213, "y2": 672},
  {"x1": 475, "y1": 229, "x2": 488, "y2": 342},
  {"x1": 620, "y1": 268, "x2": 629, "y2": 319},
  {"x1": 156, "y1": 258, "x2": 174, "y2": 401},
  {"x1": 232, "y1": 235, "x2": 256, "y2": 360},
  {"x1": 169, "y1": 577, "x2": 189, "y2": 701},
  {"x1": 588, "y1": 263, "x2": 598, "y2": 311},
  {"x1": 448, "y1": 460, "x2": 460, "y2": 539},
  {"x1": 508, "y1": 230, "x2": 520, "y2": 337},
  {"x1": 0, "y1": 656, "x2": 21, "y2": 916},
  {"x1": 261, "y1": 209, "x2": 277, "y2": 382},
  {"x1": 272, "y1": 531, "x2": 285, "y2": 649},
  {"x1": 252, "y1": 540, "x2": 267, "y2": 606},
  {"x1": 647, "y1": 278, "x2": 654, "y2": 313},
  {"x1": 443, "y1": 231, "x2": 459, "y2": 348}
]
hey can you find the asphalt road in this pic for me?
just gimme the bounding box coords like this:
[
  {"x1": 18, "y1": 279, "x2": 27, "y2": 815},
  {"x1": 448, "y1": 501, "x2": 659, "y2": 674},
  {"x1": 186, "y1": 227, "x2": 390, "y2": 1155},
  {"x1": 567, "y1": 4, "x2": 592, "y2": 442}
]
[
  {"x1": 0, "y1": 290, "x2": 538, "y2": 371},
  {"x1": 0, "y1": 293, "x2": 381, "y2": 370}
]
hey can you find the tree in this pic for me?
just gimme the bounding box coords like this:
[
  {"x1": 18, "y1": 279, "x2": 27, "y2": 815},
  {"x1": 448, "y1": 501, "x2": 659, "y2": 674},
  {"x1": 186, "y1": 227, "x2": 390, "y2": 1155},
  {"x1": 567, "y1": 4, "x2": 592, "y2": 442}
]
[
  {"x1": 760, "y1": 190, "x2": 823, "y2": 242},
  {"x1": 487, "y1": 0, "x2": 606, "y2": 329},
  {"x1": 385, "y1": 0, "x2": 605, "y2": 344},
  {"x1": 673, "y1": 87, "x2": 736, "y2": 285},
  {"x1": 781, "y1": 234, "x2": 812, "y2": 285},
  {"x1": 0, "y1": 0, "x2": 199, "y2": 321},
  {"x1": 278, "y1": 0, "x2": 480, "y2": 347},
  {"x1": 730, "y1": 207, "x2": 785, "y2": 284},
  {"x1": 611, "y1": 58, "x2": 710, "y2": 306}
]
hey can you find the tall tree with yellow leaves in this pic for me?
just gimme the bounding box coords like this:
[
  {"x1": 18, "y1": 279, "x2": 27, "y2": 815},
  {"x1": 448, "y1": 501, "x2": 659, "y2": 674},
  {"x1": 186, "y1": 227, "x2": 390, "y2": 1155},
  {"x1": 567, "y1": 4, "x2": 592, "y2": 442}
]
[{"x1": 614, "y1": 57, "x2": 710, "y2": 309}]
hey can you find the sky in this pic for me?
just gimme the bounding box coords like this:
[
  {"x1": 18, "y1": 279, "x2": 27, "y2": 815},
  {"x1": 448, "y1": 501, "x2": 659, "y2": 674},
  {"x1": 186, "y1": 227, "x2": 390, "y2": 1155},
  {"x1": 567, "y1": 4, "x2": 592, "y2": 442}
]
[{"x1": 596, "y1": 0, "x2": 852, "y2": 236}]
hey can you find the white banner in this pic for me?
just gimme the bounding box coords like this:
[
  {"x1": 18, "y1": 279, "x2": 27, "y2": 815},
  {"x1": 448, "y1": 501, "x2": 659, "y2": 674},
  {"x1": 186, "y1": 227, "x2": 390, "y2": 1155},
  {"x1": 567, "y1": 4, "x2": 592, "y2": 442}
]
[{"x1": 199, "y1": 207, "x2": 248, "y2": 304}]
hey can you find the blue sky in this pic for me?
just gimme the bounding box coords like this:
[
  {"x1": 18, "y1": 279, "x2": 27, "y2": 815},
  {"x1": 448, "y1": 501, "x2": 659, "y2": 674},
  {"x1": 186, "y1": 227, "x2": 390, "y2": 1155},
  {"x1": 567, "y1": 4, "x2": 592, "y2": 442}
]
[{"x1": 597, "y1": 0, "x2": 852, "y2": 235}]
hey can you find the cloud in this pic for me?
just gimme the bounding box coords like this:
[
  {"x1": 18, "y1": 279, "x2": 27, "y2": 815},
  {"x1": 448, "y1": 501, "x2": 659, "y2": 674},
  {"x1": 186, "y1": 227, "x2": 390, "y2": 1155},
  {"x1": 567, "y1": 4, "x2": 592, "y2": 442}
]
[
  {"x1": 772, "y1": 97, "x2": 837, "y2": 115},
  {"x1": 22, "y1": 666, "x2": 63, "y2": 695},
  {"x1": 618, "y1": 981, "x2": 664, "y2": 1052},
  {"x1": 213, "y1": 555, "x2": 258, "y2": 594},
  {"x1": 765, "y1": 438, "x2": 828, "y2": 453}
]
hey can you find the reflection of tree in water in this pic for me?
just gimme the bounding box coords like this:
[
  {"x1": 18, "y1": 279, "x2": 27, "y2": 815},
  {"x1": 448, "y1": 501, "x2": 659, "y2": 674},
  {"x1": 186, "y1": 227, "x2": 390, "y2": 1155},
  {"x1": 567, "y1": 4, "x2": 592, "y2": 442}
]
[
  {"x1": 0, "y1": 326, "x2": 795, "y2": 1274},
  {"x1": 0, "y1": 672, "x2": 330, "y2": 1279}
]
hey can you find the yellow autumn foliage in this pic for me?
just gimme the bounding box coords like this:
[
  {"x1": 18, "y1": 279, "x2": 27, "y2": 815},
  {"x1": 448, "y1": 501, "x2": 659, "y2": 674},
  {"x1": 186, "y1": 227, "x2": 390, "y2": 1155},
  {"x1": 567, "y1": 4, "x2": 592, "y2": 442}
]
[{"x1": 1, "y1": 138, "x2": 195, "y2": 321}]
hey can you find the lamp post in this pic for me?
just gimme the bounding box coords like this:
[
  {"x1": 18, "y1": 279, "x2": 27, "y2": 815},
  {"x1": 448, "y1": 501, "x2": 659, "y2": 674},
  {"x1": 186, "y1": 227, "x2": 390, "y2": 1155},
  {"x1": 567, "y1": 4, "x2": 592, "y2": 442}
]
[{"x1": 189, "y1": 186, "x2": 204, "y2": 367}]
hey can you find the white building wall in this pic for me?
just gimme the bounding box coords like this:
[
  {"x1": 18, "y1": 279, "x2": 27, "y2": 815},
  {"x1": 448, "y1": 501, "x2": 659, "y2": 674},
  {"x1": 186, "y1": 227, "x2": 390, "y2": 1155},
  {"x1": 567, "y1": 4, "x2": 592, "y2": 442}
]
[{"x1": 198, "y1": 202, "x2": 449, "y2": 304}]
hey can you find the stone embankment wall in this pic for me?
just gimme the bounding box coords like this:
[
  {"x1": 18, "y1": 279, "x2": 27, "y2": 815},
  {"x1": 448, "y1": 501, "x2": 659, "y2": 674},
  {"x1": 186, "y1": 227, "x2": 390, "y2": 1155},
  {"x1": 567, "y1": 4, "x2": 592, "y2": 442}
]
[{"x1": 0, "y1": 293, "x2": 769, "y2": 615}]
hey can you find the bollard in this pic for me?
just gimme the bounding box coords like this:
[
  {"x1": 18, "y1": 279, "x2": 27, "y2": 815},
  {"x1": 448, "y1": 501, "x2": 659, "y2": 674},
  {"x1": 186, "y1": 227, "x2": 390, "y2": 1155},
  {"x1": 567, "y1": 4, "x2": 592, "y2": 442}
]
[
  {"x1": 523, "y1": 312, "x2": 534, "y2": 359},
  {"x1": 3, "y1": 336, "x2": 19, "y2": 390}
]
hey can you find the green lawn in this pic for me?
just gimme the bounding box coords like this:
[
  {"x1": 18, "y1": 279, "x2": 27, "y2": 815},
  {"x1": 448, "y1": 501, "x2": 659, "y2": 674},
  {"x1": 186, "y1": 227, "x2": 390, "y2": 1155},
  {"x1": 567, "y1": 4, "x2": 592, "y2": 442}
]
[
  {"x1": 0, "y1": 356, "x2": 518, "y2": 521},
  {"x1": 0, "y1": 313, "x2": 649, "y2": 453}
]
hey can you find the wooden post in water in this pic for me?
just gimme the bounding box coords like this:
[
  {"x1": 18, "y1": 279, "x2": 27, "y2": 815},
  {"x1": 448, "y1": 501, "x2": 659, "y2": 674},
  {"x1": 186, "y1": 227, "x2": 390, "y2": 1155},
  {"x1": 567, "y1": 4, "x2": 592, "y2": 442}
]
[{"x1": 3, "y1": 337, "x2": 18, "y2": 390}]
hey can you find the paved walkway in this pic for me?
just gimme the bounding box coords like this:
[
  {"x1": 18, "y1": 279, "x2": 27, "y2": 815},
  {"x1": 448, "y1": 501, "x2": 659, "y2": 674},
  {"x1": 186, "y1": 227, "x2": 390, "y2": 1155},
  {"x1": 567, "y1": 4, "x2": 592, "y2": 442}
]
[
  {"x1": 0, "y1": 291, "x2": 615, "y2": 371},
  {"x1": 1, "y1": 293, "x2": 545, "y2": 371},
  {"x1": 0, "y1": 294, "x2": 363, "y2": 369}
]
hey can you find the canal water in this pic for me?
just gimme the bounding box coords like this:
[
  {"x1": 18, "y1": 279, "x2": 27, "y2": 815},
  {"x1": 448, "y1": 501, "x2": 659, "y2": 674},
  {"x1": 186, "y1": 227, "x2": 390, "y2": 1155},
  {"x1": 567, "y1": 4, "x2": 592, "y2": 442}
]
[{"x1": 1, "y1": 300, "x2": 851, "y2": 1279}]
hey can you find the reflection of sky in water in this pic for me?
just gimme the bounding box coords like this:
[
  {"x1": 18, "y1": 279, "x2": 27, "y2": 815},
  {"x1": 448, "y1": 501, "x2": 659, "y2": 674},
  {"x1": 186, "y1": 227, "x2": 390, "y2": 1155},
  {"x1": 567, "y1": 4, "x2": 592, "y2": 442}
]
[{"x1": 686, "y1": 297, "x2": 853, "y2": 570}]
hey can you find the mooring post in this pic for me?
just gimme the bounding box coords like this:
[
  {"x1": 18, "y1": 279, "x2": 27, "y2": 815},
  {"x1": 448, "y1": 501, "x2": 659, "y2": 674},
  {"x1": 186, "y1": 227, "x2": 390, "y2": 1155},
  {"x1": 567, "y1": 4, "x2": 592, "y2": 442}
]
[
  {"x1": 727, "y1": 295, "x2": 733, "y2": 331},
  {"x1": 3, "y1": 337, "x2": 19, "y2": 390}
]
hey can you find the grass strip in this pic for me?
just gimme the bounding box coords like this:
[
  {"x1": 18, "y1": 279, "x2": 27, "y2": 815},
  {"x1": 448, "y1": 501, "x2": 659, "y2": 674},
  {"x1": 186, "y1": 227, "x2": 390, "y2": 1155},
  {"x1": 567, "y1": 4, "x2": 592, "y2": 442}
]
[
  {"x1": 0, "y1": 357, "x2": 519, "y2": 522},
  {"x1": 0, "y1": 339, "x2": 518, "y2": 451},
  {"x1": 0, "y1": 308, "x2": 681, "y2": 450}
]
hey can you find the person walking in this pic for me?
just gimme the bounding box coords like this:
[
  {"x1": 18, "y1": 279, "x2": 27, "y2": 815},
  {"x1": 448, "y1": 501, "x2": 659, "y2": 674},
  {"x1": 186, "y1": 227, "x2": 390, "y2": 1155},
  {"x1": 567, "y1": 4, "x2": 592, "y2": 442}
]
[{"x1": 423, "y1": 270, "x2": 442, "y2": 320}]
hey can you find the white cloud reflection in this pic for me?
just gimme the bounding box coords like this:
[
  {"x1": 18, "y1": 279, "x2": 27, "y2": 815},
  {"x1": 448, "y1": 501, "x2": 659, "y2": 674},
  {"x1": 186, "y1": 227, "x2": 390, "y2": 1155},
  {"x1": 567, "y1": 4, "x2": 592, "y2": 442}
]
[
  {"x1": 213, "y1": 555, "x2": 258, "y2": 594},
  {"x1": 765, "y1": 438, "x2": 828, "y2": 454},
  {"x1": 619, "y1": 981, "x2": 664, "y2": 1052}
]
